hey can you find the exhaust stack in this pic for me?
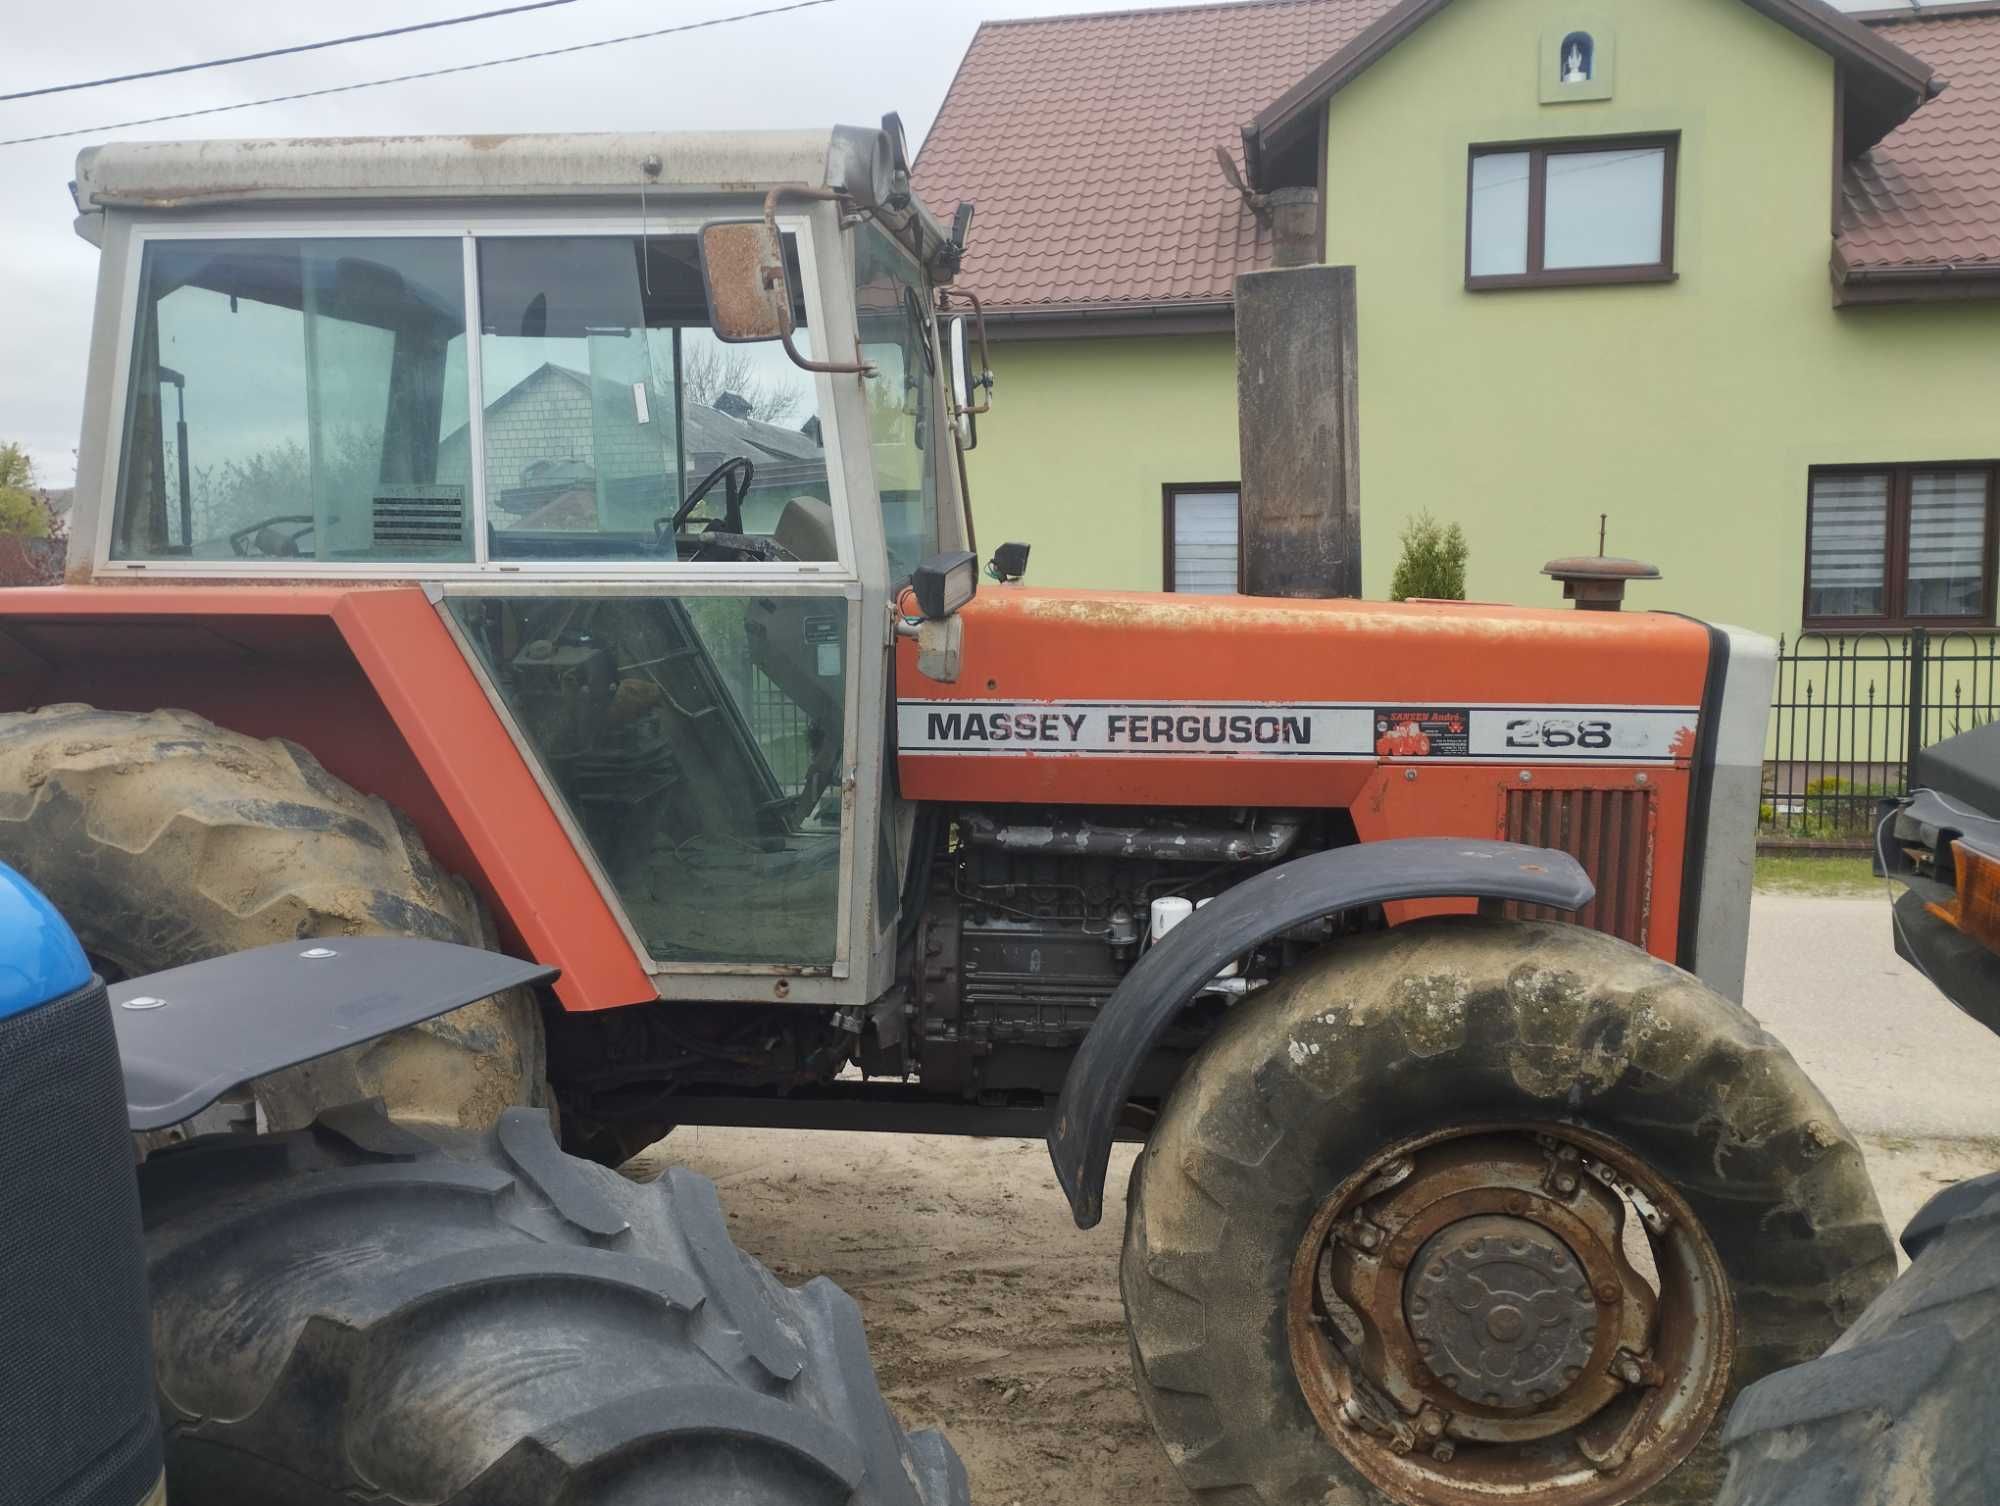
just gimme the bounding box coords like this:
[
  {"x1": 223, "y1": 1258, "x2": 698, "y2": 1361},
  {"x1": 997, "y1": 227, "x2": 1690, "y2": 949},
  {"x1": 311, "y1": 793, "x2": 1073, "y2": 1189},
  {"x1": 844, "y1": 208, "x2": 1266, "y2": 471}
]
[{"x1": 1234, "y1": 252, "x2": 1361, "y2": 599}]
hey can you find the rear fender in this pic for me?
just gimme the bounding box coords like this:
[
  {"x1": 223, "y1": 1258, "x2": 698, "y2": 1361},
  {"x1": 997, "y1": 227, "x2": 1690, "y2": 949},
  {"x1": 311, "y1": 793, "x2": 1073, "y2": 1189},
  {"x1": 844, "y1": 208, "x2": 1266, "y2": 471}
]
[{"x1": 1045, "y1": 838, "x2": 1593, "y2": 1228}]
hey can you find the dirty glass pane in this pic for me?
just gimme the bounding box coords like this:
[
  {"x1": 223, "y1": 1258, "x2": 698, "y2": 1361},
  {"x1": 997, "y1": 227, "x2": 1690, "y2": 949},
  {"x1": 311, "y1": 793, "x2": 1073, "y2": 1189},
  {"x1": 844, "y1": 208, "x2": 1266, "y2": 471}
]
[
  {"x1": 1807, "y1": 472, "x2": 1889, "y2": 619},
  {"x1": 1906, "y1": 470, "x2": 1989, "y2": 617},
  {"x1": 853, "y1": 223, "x2": 939, "y2": 581},
  {"x1": 448, "y1": 593, "x2": 848, "y2": 965},
  {"x1": 477, "y1": 235, "x2": 832, "y2": 564},
  {"x1": 112, "y1": 238, "x2": 470, "y2": 561},
  {"x1": 1468, "y1": 152, "x2": 1530, "y2": 277},
  {"x1": 1543, "y1": 147, "x2": 1667, "y2": 270}
]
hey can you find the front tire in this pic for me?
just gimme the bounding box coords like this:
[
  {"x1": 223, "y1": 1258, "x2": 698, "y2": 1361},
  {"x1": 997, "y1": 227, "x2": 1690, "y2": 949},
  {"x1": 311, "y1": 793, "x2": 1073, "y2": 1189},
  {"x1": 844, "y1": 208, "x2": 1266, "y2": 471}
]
[
  {"x1": 140, "y1": 1102, "x2": 968, "y2": 1505},
  {"x1": 1121, "y1": 918, "x2": 1892, "y2": 1506}
]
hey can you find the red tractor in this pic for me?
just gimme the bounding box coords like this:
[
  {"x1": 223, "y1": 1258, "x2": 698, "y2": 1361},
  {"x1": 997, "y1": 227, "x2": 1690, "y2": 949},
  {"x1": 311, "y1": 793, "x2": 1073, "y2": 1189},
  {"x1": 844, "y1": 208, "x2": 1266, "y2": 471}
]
[{"x1": 0, "y1": 122, "x2": 1888, "y2": 1506}]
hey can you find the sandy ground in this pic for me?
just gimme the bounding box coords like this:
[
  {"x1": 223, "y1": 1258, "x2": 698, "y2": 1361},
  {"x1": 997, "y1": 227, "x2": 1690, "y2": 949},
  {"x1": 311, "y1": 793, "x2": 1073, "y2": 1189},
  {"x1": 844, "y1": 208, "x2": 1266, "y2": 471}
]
[{"x1": 632, "y1": 891, "x2": 2000, "y2": 1506}]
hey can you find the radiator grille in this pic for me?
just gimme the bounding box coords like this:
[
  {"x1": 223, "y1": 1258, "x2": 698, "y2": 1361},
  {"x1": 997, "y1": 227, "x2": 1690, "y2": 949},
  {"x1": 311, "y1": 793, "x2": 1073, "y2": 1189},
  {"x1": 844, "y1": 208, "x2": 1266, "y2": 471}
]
[
  {"x1": 372, "y1": 486, "x2": 466, "y2": 549},
  {"x1": 1503, "y1": 787, "x2": 1654, "y2": 948}
]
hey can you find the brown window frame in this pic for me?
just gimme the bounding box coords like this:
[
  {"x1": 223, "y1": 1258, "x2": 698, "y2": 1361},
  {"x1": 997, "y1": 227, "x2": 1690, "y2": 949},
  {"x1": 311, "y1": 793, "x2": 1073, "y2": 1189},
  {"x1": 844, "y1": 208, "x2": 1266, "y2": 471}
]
[
  {"x1": 1465, "y1": 134, "x2": 1680, "y2": 291},
  {"x1": 1162, "y1": 482, "x2": 1243, "y2": 593},
  {"x1": 1803, "y1": 462, "x2": 2000, "y2": 631}
]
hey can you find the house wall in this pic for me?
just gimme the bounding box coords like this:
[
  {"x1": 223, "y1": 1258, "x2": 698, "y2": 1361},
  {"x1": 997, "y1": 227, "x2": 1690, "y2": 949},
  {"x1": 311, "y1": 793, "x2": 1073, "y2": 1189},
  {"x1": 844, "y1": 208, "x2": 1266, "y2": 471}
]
[
  {"x1": 1320, "y1": 0, "x2": 2000, "y2": 640},
  {"x1": 964, "y1": 332, "x2": 1240, "y2": 591},
  {"x1": 963, "y1": 0, "x2": 2000, "y2": 644}
]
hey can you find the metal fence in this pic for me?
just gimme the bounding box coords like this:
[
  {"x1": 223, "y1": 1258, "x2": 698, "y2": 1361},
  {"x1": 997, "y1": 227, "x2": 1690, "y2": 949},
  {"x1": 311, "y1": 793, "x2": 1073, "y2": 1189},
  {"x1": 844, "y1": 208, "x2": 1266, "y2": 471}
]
[
  {"x1": 748, "y1": 666, "x2": 811, "y2": 795},
  {"x1": 1763, "y1": 629, "x2": 2000, "y2": 842}
]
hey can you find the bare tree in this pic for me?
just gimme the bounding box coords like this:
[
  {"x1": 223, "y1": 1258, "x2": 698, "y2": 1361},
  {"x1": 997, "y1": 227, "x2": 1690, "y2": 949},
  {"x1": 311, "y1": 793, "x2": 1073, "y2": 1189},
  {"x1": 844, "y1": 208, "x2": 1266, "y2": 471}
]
[{"x1": 676, "y1": 343, "x2": 805, "y2": 426}]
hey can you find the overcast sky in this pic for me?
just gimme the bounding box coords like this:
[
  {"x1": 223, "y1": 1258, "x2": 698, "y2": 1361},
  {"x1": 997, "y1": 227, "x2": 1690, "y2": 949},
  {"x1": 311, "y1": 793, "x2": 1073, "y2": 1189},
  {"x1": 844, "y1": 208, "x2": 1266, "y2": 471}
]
[{"x1": 2, "y1": 0, "x2": 1907, "y2": 486}]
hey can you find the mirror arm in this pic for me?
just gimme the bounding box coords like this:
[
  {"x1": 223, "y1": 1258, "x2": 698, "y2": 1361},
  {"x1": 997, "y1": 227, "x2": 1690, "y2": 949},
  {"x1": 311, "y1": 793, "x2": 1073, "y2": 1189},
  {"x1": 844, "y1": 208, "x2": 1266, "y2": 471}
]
[
  {"x1": 762, "y1": 185, "x2": 877, "y2": 377},
  {"x1": 939, "y1": 286, "x2": 994, "y2": 417}
]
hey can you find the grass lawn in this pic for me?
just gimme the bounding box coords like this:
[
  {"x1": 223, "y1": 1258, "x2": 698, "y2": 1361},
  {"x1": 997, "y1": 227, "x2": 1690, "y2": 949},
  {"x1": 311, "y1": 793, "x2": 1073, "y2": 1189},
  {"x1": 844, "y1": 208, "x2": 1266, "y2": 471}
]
[{"x1": 1753, "y1": 852, "x2": 1884, "y2": 896}]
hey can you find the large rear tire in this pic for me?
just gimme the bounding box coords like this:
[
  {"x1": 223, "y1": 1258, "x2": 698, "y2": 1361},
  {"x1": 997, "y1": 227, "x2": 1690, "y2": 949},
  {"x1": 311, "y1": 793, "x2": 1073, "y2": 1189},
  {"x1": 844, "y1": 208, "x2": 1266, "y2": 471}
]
[
  {"x1": 1121, "y1": 918, "x2": 1893, "y2": 1506},
  {"x1": 140, "y1": 1101, "x2": 968, "y2": 1506},
  {"x1": 0, "y1": 703, "x2": 544, "y2": 1130},
  {"x1": 1716, "y1": 1169, "x2": 2000, "y2": 1506}
]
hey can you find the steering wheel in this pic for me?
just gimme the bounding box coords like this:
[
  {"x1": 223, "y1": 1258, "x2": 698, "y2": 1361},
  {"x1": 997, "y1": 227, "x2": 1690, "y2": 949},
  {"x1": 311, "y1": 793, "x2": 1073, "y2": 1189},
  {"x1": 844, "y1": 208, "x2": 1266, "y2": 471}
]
[
  {"x1": 665, "y1": 457, "x2": 755, "y2": 537},
  {"x1": 228, "y1": 514, "x2": 316, "y2": 558}
]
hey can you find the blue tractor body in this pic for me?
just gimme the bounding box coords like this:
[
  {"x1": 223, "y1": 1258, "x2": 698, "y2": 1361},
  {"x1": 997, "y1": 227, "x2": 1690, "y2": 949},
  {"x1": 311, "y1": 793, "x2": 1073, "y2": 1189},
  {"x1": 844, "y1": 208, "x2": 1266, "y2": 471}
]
[{"x1": 0, "y1": 864, "x2": 163, "y2": 1506}]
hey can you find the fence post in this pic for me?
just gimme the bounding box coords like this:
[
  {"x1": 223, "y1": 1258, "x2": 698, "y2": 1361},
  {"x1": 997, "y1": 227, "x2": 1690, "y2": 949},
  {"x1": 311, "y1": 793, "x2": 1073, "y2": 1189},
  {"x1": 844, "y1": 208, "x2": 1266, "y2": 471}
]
[{"x1": 1906, "y1": 626, "x2": 1929, "y2": 785}]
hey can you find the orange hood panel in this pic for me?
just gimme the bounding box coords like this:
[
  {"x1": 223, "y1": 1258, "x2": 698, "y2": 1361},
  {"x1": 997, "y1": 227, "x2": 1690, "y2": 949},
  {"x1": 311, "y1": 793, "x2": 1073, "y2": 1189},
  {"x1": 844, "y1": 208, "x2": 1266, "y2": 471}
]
[{"x1": 895, "y1": 588, "x2": 1714, "y2": 808}]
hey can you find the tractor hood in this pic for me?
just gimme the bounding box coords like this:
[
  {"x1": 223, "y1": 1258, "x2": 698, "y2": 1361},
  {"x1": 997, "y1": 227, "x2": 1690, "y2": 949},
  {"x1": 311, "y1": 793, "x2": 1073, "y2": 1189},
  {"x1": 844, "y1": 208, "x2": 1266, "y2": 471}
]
[{"x1": 894, "y1": 587, "x2": 1715, "y2": 809}]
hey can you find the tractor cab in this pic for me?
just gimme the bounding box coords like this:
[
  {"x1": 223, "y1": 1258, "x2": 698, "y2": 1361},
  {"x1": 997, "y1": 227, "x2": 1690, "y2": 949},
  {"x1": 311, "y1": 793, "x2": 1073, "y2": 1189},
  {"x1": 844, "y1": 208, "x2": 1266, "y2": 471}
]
[{"x1": 67, "y1": 124, "x2": 976, "y2": 1002}]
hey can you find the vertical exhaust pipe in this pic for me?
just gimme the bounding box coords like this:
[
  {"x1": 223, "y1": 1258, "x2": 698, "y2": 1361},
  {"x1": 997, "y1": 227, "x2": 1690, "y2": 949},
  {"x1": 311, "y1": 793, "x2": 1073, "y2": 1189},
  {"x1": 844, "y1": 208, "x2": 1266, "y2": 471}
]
[{"x1": 1233, "y1": 212, "x2": 1361, "y2": 599}]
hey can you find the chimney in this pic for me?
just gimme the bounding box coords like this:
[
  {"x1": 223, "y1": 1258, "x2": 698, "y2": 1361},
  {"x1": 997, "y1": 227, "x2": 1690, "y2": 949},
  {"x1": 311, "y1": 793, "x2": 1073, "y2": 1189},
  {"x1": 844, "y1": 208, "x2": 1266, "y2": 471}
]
[{"x1": 1266, "y1": 187, "x2": 1320, "y2": 269}]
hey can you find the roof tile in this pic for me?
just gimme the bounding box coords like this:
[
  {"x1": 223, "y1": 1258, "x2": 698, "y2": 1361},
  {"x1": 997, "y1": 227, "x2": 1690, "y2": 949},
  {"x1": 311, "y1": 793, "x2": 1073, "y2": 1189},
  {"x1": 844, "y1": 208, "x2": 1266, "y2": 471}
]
[
  {"x1": 1842, "y1": 10, "x2": 2000, "y2": 271},
  {"x1": 913, "y1": 0, "x2": 1393, "y2": 310}
]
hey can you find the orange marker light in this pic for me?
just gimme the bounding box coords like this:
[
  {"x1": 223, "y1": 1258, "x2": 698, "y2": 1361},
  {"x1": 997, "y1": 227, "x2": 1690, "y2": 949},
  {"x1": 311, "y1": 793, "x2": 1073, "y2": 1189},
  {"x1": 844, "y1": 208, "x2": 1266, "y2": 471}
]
[{"x1": 1928, "y1": 838, "x2": 2000, "y2": 959}]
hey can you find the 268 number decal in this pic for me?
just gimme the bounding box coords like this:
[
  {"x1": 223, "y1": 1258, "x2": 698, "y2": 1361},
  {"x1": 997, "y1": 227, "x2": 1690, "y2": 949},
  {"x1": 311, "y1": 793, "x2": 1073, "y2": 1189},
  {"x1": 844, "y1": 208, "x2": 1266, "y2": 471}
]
[{"x1": 1505, "y1": 717, "x2": 1613, "y2": 751}]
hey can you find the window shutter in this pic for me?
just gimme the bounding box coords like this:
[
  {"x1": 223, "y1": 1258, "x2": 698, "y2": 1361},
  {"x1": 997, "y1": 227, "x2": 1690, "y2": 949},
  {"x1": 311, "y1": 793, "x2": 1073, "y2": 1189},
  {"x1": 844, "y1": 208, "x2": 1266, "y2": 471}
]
[
  {"x1": 1906, "y1": 471, "x2": 1989, "y2": 617},
  {"x1": 1807, "y1": 472, "x2": 1889, "y2": 619},
  {"x1": 1171, "y1": 490, "x2": 1239, "y2": 594}
]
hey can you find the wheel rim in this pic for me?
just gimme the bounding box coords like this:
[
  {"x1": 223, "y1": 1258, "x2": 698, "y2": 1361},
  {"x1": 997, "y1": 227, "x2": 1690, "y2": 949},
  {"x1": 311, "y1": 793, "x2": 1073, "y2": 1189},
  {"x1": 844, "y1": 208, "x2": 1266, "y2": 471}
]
[{"x1": 1286, "y1": 1122, "x2": 1734, "y2": 1505}]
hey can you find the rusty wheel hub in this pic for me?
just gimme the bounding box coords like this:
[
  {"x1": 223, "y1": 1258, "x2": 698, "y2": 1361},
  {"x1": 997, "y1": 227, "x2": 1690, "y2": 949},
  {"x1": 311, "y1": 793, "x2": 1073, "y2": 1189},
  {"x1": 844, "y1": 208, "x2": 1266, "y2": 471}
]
[
  {"x1": 1287, "y1": 1125, "x2": 1733, "y2": 1506},
  {"x1": 1405, "y1": 1215, "x2": 1599, "y2": 1410}
]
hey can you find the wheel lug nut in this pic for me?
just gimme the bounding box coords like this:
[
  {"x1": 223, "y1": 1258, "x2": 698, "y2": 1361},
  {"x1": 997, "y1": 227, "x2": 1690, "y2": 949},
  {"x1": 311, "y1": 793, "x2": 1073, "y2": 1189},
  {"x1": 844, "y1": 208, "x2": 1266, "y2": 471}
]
[
  {"x1": 1431, "y1": 1441, "x2": 1456, "y2": 1464},
  {"x1": 1596, "y1": 1281, "x2": 1622, "y2": 1305},
  {"x1": 1552, "y1": 1172, "x2": 1579, "y2": 1195}
]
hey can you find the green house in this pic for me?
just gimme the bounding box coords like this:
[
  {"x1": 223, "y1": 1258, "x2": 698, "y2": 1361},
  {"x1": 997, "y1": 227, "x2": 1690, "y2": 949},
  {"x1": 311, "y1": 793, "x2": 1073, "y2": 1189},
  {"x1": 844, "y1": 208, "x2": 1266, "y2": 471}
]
[{"x1": 913, "y1": 0, "x2": 2000, "y2": 642}]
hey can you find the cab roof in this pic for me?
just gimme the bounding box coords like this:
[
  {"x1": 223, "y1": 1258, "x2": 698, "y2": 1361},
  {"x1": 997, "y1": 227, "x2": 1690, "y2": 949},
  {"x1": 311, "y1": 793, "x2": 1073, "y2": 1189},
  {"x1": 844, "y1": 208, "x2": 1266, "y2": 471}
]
[{"x1": 74, "y1": 127, "x2": 870, "y2": 211}]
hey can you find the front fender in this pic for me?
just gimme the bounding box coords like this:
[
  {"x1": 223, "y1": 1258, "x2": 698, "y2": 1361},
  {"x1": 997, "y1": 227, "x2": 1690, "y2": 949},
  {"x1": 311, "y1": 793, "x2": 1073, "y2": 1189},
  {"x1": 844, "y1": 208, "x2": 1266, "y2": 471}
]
[{"x1": 1045, "y1": 838, "x2": 1594, "y2": 1228}]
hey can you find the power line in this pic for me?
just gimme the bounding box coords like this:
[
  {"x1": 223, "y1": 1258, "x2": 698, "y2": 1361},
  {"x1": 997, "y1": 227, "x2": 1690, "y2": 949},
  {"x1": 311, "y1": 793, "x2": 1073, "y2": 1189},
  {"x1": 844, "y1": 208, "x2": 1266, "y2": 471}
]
[
  {"x1": 1, "y1": 0, "x2": 836, "y2": 148},
  {"x1": 1, "y1": 0, "x2": 595, "y2": 104}
]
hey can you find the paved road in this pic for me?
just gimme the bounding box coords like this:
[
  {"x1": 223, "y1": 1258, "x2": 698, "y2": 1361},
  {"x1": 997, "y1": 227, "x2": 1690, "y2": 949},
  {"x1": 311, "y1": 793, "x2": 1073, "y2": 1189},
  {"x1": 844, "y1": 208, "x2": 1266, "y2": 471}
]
[
  {"x1": 1744, "y1": 892, "x2": 2000, "y2": 1141},
  {"x1": 1743, "y1": 890, "x2": 2000, "y2": 1241}
]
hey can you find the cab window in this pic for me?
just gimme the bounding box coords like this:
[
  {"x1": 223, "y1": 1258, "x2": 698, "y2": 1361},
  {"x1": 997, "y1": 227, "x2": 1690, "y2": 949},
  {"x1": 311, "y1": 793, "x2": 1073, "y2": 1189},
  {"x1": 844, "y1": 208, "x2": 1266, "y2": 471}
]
[
  {"x1": 477, "y1": 235, "x2": 831, "y2": 564},
  {"x1": 113, "y1": 237, "x2": 472, "y2": 562},
  {"x1": 110, "y1": 233, "x2": 835, "y2": 567},
  {"x1": 852, "y1": 224, "x2": 939, "y2": 582}
]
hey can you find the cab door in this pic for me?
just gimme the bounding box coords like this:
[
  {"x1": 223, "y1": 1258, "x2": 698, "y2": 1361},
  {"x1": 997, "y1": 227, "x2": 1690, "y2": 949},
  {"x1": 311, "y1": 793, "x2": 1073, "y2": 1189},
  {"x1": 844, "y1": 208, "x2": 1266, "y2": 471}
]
[{"x1": 438, "y1": 209, "x2": 888, "y2": 1006}]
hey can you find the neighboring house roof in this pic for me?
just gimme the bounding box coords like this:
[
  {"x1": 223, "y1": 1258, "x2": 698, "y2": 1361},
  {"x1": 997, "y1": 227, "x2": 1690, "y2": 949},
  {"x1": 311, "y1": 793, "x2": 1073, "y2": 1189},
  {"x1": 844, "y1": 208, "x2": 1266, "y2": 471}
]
[
  {"x1": 1839, "y1": 5, "x2": 2000, "y2": 290},
  {"x1": 443, "y1": 362, "x2": 827, "y2": 465},
  {"x1": 912, "y1": 0, "x2": 1391, "y2": 318},
  {"x1": 917, "y1": 0, "x2": 1976, "y2": 317}
]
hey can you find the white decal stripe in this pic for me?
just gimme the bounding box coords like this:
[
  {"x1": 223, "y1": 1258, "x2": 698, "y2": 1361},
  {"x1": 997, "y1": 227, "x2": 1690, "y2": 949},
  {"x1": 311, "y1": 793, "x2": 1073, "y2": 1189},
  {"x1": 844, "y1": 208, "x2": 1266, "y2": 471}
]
[{"x1": 897, "y1": 701, "x2": 1698, "y2": 764}]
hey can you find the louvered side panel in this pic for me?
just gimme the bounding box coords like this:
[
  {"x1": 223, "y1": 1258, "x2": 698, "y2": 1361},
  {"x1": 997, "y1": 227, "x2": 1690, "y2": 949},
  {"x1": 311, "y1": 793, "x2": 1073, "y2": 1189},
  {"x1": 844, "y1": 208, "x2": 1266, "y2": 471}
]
[{"x1": 1503, "y1": 787, "x2": 1655, "y2": 949}]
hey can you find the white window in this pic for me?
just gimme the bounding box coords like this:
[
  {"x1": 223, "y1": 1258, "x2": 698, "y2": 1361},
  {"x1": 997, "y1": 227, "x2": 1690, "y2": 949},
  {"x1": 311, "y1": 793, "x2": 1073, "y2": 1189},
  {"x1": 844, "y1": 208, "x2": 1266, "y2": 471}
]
[
  {"x1": 1165, "y1": 485, "x2": 1240, "y2": 594},
  {"x1": 1467, "y1": 136, "x2": 1677, "y2": 289}
]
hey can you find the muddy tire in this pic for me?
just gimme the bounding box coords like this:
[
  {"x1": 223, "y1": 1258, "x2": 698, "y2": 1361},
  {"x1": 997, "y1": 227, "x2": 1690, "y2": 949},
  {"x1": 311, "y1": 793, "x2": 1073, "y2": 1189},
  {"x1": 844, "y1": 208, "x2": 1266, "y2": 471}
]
[
  {"x1": 1121, "y1": 918, "x2": 1893, "y2": 1506},
  {"x1": 0, "y1": 703, "x2": 544, "y2": 1130},
  {"x1": 1716, "y1": 1169, "x2": 2000, "y2": 1506},
  {"x1": 140, "y1": 1101, "x2": 967, "y2": 1506}
]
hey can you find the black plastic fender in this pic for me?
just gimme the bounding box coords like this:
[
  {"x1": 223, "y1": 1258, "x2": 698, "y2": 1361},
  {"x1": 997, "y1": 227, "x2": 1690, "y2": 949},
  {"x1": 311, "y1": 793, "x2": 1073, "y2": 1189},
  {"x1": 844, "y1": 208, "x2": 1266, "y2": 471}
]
[
  {"x1": 112, "y1": 936, "x2": 557, "y2": 1130},
  {"x1": 1044, "y1": 837, "x2": 1594, "y2": 1228}
]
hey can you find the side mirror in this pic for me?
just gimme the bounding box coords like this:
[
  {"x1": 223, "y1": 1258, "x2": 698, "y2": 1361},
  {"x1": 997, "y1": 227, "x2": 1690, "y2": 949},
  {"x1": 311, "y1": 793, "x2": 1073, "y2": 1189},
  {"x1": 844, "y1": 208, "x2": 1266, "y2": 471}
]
[
  {"x1": 910, "y1": 549, "x2": 978, "y2": 620},
  {"x1": 699, "y1": 221, "x2": 795, "y2": 344}
]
